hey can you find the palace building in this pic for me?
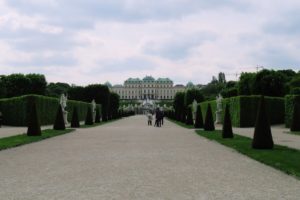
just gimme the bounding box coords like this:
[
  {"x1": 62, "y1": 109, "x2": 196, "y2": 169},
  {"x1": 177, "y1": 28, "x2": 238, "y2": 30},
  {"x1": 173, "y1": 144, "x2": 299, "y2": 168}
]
[{"x1": 110, "y1": 76, "x2": 185, "y2": 100}]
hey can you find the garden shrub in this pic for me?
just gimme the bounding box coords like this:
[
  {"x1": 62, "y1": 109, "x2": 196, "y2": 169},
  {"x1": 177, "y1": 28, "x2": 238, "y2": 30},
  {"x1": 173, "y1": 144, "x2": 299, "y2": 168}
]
[
  {"x1": 71, "y1": 107, "x2": 80, "y2": 128},
  {"x1": 252, "y1": 96, "x2": 274, "y2": 149},
  {"x1": 53, "y1": 105, "x2": 66, "y2": 130},
  {"x1": 0, "y1": 95, "x2": 101, "y2": 126},
  {"x1": 194, "y1": 105, "x2": 204, "y2": 129},
  {"x1": 26, "y1": 97, "x2": 41, "y2": 136},
  {"x1": 85, "y1": 107, "x2": 94, "y2": 125},
  {"x1": 222, "y1": 104, "x2": 233, "y2": 138},
  {"x1": 204, "y1": 104, "x2": 215, "y2": 131},
  {"x1": 285, "y1": 95, "x2": 300, "y2": 128}
]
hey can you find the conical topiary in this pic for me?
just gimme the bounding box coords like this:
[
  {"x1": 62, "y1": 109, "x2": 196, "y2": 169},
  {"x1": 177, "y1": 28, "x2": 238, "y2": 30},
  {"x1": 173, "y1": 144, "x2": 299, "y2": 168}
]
[
  {"x1": 252, "y1": 96, "x2": 273, "y2": 149},
  {"x1": 204, "y1": 104, "x2": 215, "y2": 131},
  {"x1": 53, "y1": 105, "x2": 66, "y2": 130},
  {"x1": 71, "y1": 107, "x2": 80, "y2": 128},
  {"x1": 222, "y1": 104, "x2": 233, "y2": 138},
  {"x1": 291, "y1": 103, "x2": 300, "y2": 132},
  {"x1": 95, "y1": 107, "x2": 101, "y2": 123},
  {"x1": 85, "y1": 107, "x2": 94, "y2": 125},
  {"x1": 27, "y1": 99, "x2": 41, "y2": 136},
  {"x1": 194, "y1": 105, "x2": 204, "y2": 129},
  {"x1": 186, "y1": 107, "x2": 194, "y2": 125}
]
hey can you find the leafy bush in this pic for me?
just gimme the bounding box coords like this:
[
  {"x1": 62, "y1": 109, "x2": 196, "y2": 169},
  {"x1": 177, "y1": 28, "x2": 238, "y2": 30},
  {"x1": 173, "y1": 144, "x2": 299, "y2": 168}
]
[
  {"x1": 285, "y1": 95, "x2": 300, "y2": 128},
  {"x1": 194, "y1": 105, "x2": 204, "y2": 129},
  {"x1": 291, "y1": 103, "x2": 300, "y2": 132},
  {"x1": 186, "y1": 106, "x2": 193, "y2": 125},
  {"x1": 0, "y1": 95, "x2": 101, "y2": 126}
]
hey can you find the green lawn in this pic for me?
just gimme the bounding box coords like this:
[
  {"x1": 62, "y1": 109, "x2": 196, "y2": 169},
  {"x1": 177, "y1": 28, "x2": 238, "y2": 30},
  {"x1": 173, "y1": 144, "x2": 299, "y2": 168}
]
[
  {"x1": 0, "y1": 129, "x2": 74, "y2": 151},
  {"x1": 287, "y1": 131, "x2": 300, "y2": 136},
  {"x1": 166, "y1": 118, "x2": 195, "y2": 129},
  {"x1": 77, "y1": 118, "x2": 122, "y2": 128},
  {"x1": 196, "y1": 130, "x2": 300, "y2": 179}
]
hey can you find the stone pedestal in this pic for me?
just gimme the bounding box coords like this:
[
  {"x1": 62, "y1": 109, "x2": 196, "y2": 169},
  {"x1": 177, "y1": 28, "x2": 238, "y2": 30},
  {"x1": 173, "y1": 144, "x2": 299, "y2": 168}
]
[
  {"x1": 215, "y1": 110, "x2": 222, "y2": 124},
  {"x1": 63, "y1": 110, "x2": 68, "y2": 125},
  {"x1": 93, "y1": 111, "x2": 96, "y2": 122}
]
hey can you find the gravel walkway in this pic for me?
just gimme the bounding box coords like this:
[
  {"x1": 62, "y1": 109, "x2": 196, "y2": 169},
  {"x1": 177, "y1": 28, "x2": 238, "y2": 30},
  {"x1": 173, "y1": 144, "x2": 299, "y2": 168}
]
[{"x1": 0, "y1": 115, "x2": 299, "y2": 199}]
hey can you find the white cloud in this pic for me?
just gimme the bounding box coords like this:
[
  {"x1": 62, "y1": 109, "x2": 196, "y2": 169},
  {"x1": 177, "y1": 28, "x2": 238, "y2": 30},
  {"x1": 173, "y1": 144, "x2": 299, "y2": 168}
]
[{"x1": 0, "y1": 0, "x2": 299, "y2": 86}]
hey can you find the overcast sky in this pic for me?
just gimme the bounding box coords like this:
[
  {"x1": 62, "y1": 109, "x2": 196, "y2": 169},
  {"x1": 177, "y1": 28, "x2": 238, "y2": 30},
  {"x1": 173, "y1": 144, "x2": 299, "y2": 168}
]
[{"x1": 0, "y1": 0, "x2": 299, "y2": 85}]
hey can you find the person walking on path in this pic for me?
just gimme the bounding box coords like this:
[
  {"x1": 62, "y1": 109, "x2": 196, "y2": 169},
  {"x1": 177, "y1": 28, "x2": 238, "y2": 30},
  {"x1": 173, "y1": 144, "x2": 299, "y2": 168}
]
[{"x1": 147, "y1": 111, "x2": 153, "y2": 126}]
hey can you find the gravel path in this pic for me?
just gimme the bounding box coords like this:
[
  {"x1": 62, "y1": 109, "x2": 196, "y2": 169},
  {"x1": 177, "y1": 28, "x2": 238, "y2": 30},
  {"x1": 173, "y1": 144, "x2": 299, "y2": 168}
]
[{"x1": 0, "y1": 115, "x2": 299, "y2": 200}]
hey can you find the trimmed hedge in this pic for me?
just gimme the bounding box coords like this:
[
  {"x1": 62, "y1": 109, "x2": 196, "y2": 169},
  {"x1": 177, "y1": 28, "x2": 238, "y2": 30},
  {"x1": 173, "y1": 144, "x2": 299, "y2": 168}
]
[
  {"x1": 285, "y1": 95, "x2": 300, "y2": 128},
  {"x1": 199, "y1": 95, "x2": 284, "y2": 127},
  {"x1": 0, "y1": 95, "x2": 101, "y2": 126}
]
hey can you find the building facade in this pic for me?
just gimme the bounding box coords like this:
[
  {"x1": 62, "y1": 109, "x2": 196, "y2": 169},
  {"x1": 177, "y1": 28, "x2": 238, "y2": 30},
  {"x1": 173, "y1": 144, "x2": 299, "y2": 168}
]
[{"x1": 111, "y1": 76, "x2": 185, "y2": 100}]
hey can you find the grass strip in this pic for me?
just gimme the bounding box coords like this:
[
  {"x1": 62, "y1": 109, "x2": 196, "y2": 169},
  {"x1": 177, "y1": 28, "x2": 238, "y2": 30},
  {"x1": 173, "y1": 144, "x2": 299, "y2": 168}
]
[
  {"x1": 286, "y1": 131, "x2": 300, "y2": 136},
  {"x1": 0, "y1": 129, "x2": 74, "y2": 151},
  {"x1": 166, "y1": 118, "x2": 195, "y2": 129},
  {"x1": 196, "y1": 130, "x2": 300, "y2": 179},
  {"x1": 78, "y1": 118, "x2": 122, "y2": 128}
]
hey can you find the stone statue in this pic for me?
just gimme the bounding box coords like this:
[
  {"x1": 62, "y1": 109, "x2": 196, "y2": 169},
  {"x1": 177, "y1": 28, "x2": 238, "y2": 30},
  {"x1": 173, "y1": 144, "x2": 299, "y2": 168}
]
[
  {"x1": 192, "y1": 99, "x2": 198, "y2": 120},
  {"x1": 91, "y1": 99, "x2": 96, "y2": 122},
  {"x1": 215, "y1": 94, "x2": 223, "y2": 124},
  {"x1": 60, "y1": 94, "x2": 68, "y2": 124}
]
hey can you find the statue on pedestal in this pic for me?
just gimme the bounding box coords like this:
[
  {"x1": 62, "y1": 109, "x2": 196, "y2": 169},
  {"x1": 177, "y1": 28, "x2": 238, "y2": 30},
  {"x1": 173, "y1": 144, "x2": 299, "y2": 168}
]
[
  {"x1": 192, "y1": 99, "x2": 198, "y2": 120},
  {"x1": 215, "y1": 94, "x2": 223, "y2": 124},
  {"x1": 91, "y1": 99, "x2": 96, "y2": 122},
  {"x1": 60, "y1": 94, "x2": 68, "y2": 125}
]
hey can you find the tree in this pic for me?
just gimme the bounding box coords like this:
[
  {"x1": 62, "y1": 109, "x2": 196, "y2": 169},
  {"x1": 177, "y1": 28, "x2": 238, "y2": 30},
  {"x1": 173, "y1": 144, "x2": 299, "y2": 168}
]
[
  {"x1": 0, "y1": 75, "x2": 6, "y2": 98},
  {"x1": 110, "y1": 92, "x2": 120, "y2": 119},
  {"x1": 194, "y1": 105, "x2": 204, "y2": 128},
  {"x1": 68, "y1": 85, "x2": 86, "y2": 102},
  {"x1": 27, "y1": 98, "x2": 41, "y2": 136},
  {"x1": 204, "y1": 104, "x2": 215, "y2": 131},
  {"x1": 252, "y1": 96, "x2": 273, "y2": 149},
  {"x1": 3, "y1": 74, "x2": 31, "y2": 97},
  {"x1": 53, "y1": 105, "x2": 66, "y2": 130},
  {"x1": 83, "y1": 84, "x2": 110, "y2": 121},
  {"x1": 218, "y1": 72, "x2": 226, "y2": 84},
  {"x1": 291, "y1": 103, "x2": 300, "y2": 132},
  {"x1": 252, "y1": 69, "x2": 285, "y2": 97},
  {"x1": 71, "y1": 107, "x2": 80, "y2": 128},
  {"x1": 85, "y1": 107, "x2": 94, "y2": 125},
  {"x1": 173, "y1": 92, "x2": 185, "y2": 121},
  {"x1": 222, "y1": 104, "x2": 233, "y2": 138},
  {"x1": 238, "y1": 72, "x2": 255, "y2": 95},
  {"x1": 26, "y1": 74, "x2": 47, "y2": 95},
  {"x1": 184, "y1": 88, "x2": 204, "y2": 108},
  {"x1": 46, "y1": 82, "x2": 71, "y2": 98},
  {"x1": 186, "y1": 106, "x2": 193, "y2": 125}
]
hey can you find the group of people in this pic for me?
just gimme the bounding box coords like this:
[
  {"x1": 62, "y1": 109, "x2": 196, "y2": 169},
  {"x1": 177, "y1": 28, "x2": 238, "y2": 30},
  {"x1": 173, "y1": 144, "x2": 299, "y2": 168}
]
[{"x1": 146, "y1": 108, "x2": 164, "y2": 127}]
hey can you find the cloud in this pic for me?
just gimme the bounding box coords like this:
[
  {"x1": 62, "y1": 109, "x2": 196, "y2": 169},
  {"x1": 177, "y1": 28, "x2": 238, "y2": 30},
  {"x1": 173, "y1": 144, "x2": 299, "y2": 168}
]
[{"x1": 0, "y1": 0, "x2": 299, "y2": 86}]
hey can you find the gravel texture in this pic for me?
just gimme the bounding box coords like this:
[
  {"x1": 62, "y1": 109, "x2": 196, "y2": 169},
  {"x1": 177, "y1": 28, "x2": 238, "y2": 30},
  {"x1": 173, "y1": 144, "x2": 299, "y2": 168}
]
[{"x1": 0, "y1": 115, "x2": 299, "y2": 200}]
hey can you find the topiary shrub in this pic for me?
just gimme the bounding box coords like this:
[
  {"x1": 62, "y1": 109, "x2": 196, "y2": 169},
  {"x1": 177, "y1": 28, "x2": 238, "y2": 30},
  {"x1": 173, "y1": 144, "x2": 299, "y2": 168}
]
[
  {"x1": 27, "y1": 98, "x2": 41, "y2": 136},
  {"x1": 53, "y1": 105, "x2": 66, "y2": 130},
  {"x1": 71, "y1": 107, "x2": 80, "y2": 128},
  {"x1": 186, "y1": 107, "x2": 194, "y2": 125},
  {"x1": 291, "y1": 103, "x2": 300, "y2": 132},
  {"x1": 222, "y1": 104, "x2": 233, "y2": 138},
  {"x1": 252, "y1": 96, "x2": 273, "y2": 149},
  {"x1": 85, "y1": 107, "x2": 94, "y2": 125},
  {"x1": 95, "y1": 106, "x2": 101, "y2": 123},
  {"x1": 204, "y1": 104, "x2": 215, "y2": 131},
  {"x1": 194, "y1": 105, "x2": 204, "y2": 129}
]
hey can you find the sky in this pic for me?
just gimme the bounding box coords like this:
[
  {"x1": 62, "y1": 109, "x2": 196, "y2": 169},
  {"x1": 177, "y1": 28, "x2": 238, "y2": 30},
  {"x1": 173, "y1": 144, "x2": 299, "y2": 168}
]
[{"x1": 0, "y1": 0, "x2": 299, "y2": 86}]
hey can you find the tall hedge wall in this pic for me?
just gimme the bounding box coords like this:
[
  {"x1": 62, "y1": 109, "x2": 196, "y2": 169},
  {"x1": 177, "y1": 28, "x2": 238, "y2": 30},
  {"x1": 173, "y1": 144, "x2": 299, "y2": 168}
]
[
  {"x1": 199, "y1": 95, "x2": 284, "y2": 127},
  {"x1": 0, "y1": 95, "x2": 101, "y2": 126},
  {"x1": 285, "y1": 95, "x2": 300, "y2": 128}
]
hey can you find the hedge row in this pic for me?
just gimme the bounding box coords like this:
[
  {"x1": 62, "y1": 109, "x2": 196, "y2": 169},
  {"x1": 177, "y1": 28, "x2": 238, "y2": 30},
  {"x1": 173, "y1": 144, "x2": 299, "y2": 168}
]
[
  {"x1": 0, "y1": 95, "x2": 101, "y2": 126},
  {"x1": 199, "y1": 96, "x2": 284, "y2": 127},
  {"x1": 285, "y1": 95, "x2": 300, "y2": 128}
]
